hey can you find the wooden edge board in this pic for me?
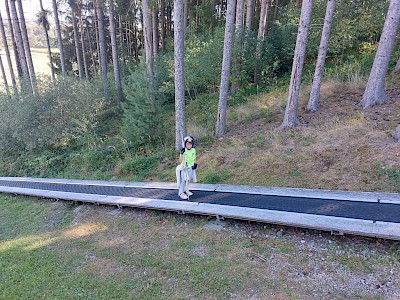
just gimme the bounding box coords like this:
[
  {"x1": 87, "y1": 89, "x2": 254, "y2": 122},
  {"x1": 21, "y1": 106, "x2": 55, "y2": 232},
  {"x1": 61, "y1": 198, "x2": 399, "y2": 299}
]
[{"x1": 1, "y1": 187, "x2": 399, "y2": 241}]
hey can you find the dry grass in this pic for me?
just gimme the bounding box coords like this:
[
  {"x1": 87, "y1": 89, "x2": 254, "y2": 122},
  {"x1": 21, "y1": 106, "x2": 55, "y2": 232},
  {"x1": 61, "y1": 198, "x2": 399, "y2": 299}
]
[{"x1": 189, "y1": 79, "x2": 400, "y2": 192}]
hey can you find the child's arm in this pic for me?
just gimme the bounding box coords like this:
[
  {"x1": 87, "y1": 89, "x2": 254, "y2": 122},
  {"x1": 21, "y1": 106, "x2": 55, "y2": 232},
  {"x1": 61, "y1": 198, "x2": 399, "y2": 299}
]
[{"x1": 179, "y1": 147, "x2": 185, "y2": 164}]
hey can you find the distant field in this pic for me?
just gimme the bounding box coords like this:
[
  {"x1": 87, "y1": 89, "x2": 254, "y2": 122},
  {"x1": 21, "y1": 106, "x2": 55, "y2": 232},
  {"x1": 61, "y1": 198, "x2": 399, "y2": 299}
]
[{"x1": 0, "y1": 47, "x2": 56, "y2": 89}]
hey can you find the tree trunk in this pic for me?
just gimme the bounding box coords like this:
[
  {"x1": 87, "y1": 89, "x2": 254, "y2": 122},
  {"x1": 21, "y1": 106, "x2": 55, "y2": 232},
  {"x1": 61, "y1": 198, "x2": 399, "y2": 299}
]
[
  {"x1": 307, "y1": 0, "x2": 335, "y2": 112},
  {"x1": 109, "y1": 0, "x2": 122, "y2": 107},
  {"x1": 254, "y1": 0, "x2": 270, "y2": 84},
  {"x1": 246, "y1": 0, "x2": 255, "y2": 31},
  {"x1": 195, "y1": 0, "x2": 199, "y2": 34},
  {"x1": 236, "y1": 0, "x2": 245, "y2": 36},
  {"x1": 209, "y1": 0, "x2": 216, "y2": 34},
  {"x1": 0, "y1": 55, "x2": 10, "y2": 96},
  {"x1": 39, "y1": 0, "x2": 55, "y2": 81},
  {"x1": 278, "y1": 0, "x2": 313, "y2": 130},
  {"x1": 16, "y1": 0, "x2": 36, "y2": 88},
  {"x1": 133, "y1": 21, "x2": 139, "y2": 62},
  {"x1": 5, "y1": 0, "x2": 22, "y2": 78},
  {"x1": 71, "y1": 10, "x2": 83, "y2": 79},
  {"x1": 0, "y1": 10, "x2": 18, "y2": 94},
  {"x1": 160, "y1": 0, "x2": 166, "y2": 50},
  {"x1": 174, "y1": 0, "x2": 187, "y2": 149},
  {"x1": 152, "y1": 8, "x2": 159, "y2": 57},
  {"x1": 9, "y1": 0, "x2": 29, "y2": 79},
  {"x1": 96, "y1": 0, "x2": 110, "y2": 105},
  {"x1": 183, "y1": 0, "x2": 188, "y2": 29},
  {"x1": 216, "y1": 0, "x2": 237, "y2": 137},
  {"x1": 167, "y1": 1, "x2": 172, "y2": 37},
  {"x1": 93, "y1": 2, "x2": 101, "y2": 73},
  {"x1": 273, "y1": 0, "x2": 279, "y2": 21},
  {"x1": 231, "y1": 0, "x2": 245, "y2": 94},
  {"x1": 360, "y1": 0, "x2": 400, "y2": 108},
  {"x1": 118, "y1": 15, "x2": 126, "y2": 73},
  {"x1": 86, "y1": 19, "x2": 97, "y2": 74},
  {"x1": 52, "y1": 0, "x2": 66, "y2": 75},
  {"x1": 142, "y1": 0, "x2": 154, "y2": 83},
  {"x1": 78, "y1": 7, "x2": 89, "y2": 79}
]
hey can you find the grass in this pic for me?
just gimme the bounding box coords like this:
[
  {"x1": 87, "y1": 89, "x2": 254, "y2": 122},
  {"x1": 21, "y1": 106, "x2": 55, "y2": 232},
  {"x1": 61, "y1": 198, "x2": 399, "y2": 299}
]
[
  {"x1": 0, "y1": 48, "x2": 55, "y2": 90},
  {"x1": 1, "y1": 194, "x2": 400, "y2": 299}
]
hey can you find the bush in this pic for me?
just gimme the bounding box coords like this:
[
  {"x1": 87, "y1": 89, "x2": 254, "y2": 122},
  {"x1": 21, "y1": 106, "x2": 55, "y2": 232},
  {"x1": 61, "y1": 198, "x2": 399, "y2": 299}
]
[{"x1": 0, "y1": 76, "x2": 104, "y2": 151}]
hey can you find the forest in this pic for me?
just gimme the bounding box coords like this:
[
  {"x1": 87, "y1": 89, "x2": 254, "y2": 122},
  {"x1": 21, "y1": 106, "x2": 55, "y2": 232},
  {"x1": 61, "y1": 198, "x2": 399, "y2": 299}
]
[{"x1": 0, "y1": 0, "x2": 399, "y2": 190}]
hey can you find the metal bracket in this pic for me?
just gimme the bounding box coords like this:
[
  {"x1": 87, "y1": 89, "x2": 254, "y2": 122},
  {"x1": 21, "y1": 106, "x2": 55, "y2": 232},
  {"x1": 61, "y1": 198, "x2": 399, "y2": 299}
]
[
  {"x1": 331, "y1": 230, "x2": 344, "y2": 236},
  {"x1": 216, "y1": 215, "x2": 225, "y2": 221}
]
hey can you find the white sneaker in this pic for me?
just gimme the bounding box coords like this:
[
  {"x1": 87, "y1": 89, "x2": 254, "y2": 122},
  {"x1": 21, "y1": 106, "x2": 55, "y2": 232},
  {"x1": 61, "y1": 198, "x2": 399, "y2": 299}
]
[
  {"x1": 186, "y1": 191, "x2": 193, "y2": 196},
  {"x1": 179, "y1": 193, "x2": 188, "y2": 200}
]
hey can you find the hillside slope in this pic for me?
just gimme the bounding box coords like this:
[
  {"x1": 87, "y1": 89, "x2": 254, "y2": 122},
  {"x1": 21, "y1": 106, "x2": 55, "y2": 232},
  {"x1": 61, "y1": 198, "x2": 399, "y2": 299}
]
[{"x1": 153, "y1": 79, "x2": 400, "y2": 193}]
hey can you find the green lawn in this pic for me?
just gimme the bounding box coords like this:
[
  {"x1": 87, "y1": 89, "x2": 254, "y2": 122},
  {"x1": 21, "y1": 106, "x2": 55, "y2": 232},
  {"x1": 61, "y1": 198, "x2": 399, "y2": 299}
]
[{"x1": 1, "y1": 194, "x2": 400, "y2": 299}]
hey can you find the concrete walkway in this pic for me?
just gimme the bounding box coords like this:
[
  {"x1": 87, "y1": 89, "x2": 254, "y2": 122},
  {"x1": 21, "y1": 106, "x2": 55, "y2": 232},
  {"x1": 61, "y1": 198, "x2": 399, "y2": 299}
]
[{"x1": 1, "y1": 177, "x2": 400, "y2": 241}]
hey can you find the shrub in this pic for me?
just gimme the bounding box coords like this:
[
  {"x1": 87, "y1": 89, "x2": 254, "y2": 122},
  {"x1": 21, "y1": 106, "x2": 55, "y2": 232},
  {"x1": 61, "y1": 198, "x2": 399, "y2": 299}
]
[{"x1": 0, "y1": 76, "x2": 104, "y2": 151}]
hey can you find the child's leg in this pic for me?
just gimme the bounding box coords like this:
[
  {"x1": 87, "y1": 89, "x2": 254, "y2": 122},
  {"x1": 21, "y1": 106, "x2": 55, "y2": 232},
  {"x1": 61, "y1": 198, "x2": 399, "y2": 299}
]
[
  {"x1": 176, "y1": 165, "x2": 182, "y2": 189},
  {"x1": 176, "y1": 165, "x2": 184, "y2": 196},
  {"x1": 185, "y1": 169, "x2": 194, "y2": 195}
]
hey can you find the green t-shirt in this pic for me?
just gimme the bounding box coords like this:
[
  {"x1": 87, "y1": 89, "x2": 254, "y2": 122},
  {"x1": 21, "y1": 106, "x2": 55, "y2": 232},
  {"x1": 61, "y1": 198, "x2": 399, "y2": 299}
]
[{"x1": 184, "y1": 148, "x2": 196, "y2": 168}]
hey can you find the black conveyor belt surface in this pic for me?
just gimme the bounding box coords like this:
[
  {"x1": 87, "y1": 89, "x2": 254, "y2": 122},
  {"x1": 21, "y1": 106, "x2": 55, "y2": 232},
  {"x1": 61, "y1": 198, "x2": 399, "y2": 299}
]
[{"x1": 0, "y1": 179, "x2": 399, "y2": 223}]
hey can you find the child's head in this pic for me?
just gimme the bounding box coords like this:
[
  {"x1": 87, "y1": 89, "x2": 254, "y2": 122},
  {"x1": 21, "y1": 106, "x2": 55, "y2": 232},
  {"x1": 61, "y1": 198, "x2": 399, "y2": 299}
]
[{"x1": 184, "y1": 136, "x2": 195, "y2": 149}]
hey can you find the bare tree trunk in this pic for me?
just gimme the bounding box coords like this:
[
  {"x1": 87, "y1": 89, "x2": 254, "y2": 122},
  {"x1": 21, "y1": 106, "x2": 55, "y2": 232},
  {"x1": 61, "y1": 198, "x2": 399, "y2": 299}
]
[
  {"x1": 174, "y1": 0, "x2": 187, "y2": 149},
  {"x1": 5, "y1": 0, "x2": 22, "y2": 78},
  {"x1": 216, "y1": 0, "x2": 237, "y2": 137},
  {"x1": 71, "y1": 11, "x2": 83, "y2": 79},
  {"x1": 0, "y1": 10, "x2": 18, "y2": 94},
  {"x1": 109, "y1": 0, "x2": 122, "y2": 107},
  {"x1": 0, "y1": 55, "x2": 10, "y2": 96},
  {"x1": 93, "y1": 2, "x2": 101, "y2": 73},
  {"x1": 160, "y1": 0, "x2": 166, "y2": 50},
  {"x1": 257, "y1": 0, "x2": 270, "y2": 39},
  {"x1": 278, "y1": 0, "x2": 313, "y2": 130},
  {"x1": 246, "y1": 0, "x2": 255, "y2": 31},
  {"x1": 231, "y1": 0, "x2": 245, "y2": 94},
  {"x1": 183, "y1": 0, "x2": 188, "y2": 29},
  {"x1": 9, "y1": 0, "x2": 29, "y2": 79},
  {"x1": 86, "y1": 19, "x2": 97, "y2": 74},
  {"x1": 167, "y1": 0, "x2": 172, "y2": 36},
  {"x1": 254, "y1": 0, "x2": 270, "y2": 84},
  {"x1": 235, "y1": 0, "x2": 245, "y2": 46},
  {"x1": 273, "y1": 0, "x2": 279, "y2": 21},
  {"x1": 118, "y1": 15, "x2": 126, "y2": 72},
  {"x1": 210, "y1": 0, "x2": 216, "y2": 34},
  {"x1": 360, "y1": 0, "x2": 400, "y2": 108},
  {"x1": 133, "y1": 22, "x2": 139, "y2": 62},
  {"x1": 96, "y1": 0, "x2": 110, "y2": 105},
  {"x1": 195, "y1": 0, "x2": 199, "y2": 34},
  {"x1": 39, "y1": 0, "x2": 55, "y2": 81},
  {"x1": 307, "y1": 0, "x2": 335, "y2": 112},
  {"x1": 152, "y1": 8, "x2": 159, "y2": 57},
  {"x1": 16, "y1": 0, "x2": 36, "y2": 88},
  {"x1": 142, "y1": 0, "x2": 154, "y2": 83},
  {"x1": 52, "y1": 0, "x2": 66, "y2": 75},
  {"x1": 78, "y1": 7, "x2": 89, "y2": 79}
]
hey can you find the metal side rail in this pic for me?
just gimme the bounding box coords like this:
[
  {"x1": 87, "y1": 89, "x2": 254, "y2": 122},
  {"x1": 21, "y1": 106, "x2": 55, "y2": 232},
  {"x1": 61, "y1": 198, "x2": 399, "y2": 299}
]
[{"x1": 0, "y1": 177, "x2": 400, "y2": 241}]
